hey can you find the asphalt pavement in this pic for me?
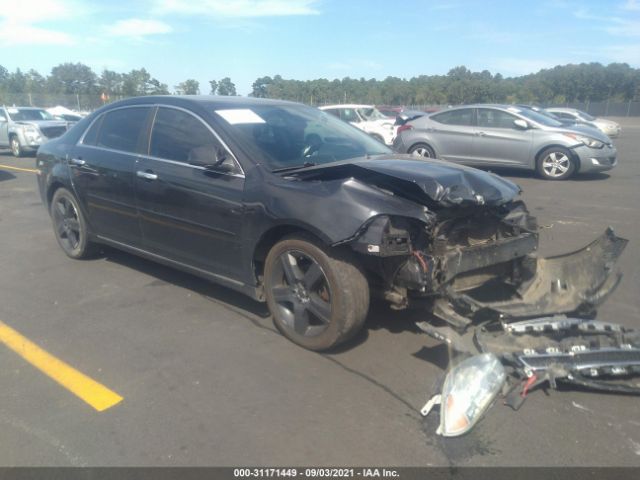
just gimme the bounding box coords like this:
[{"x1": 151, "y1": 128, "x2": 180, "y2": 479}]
[{"x1": 0, "y1": 118, "x2": 639, "y2": 466}]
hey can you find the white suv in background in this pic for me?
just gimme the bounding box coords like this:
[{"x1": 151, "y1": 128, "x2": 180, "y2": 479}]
[{"x1": 319, "y1": 104, "x2": 396, "y2": 145}]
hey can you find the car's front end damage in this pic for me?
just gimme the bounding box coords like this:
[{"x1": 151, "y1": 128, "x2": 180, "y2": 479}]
[{"x1": 288, "y1": 156, "x2": 638, "y2": 435}]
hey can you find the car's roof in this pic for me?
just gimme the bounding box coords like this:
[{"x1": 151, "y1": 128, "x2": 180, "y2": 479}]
[
  {"x1": 544, "y1": 107, "x2": 576, "y2": 113},
  {"x1": 3, "y1": 106, "x2": 45, "y2": 110},
  {"x1": 319, "y1": 104, "x2": 374, "y2": 109},
  {"x1": 107, "y1": 95, "x2": 303, "y2": 110},
  {"x1": 434, "y1": 104, "x2": 526, "y2": 111}
]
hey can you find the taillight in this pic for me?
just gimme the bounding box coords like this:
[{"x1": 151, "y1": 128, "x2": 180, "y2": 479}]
[{"x1": 397, "y1": 124, "x2": 413, "y2": 134}]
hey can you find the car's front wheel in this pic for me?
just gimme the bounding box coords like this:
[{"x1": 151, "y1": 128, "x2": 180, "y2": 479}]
[
  {"x1": 536, "y1": 147, "x2": 576, "y2": 180},
  {"x1": 10, "y1": 136, "x2": 23, "y2": 157},
  {"x1": 50, "y1": 188, "x2": 96, "y2": 259},
  {"x1": 264, "y1": 235, "x2": 369, "y2": 351}
]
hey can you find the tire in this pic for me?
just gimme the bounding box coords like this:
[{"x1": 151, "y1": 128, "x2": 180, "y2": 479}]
[
  {"x1": 264, "y1": 234, "x2": 370, "y2": 351},
  {"x1": 536, "y1": 147, "x2": 576, "y2": 180},
  {"x1": 409, "y1": 143, "x2": 435, "y2": 158},
  {"x1": 50, "y1": 188, "x2": 96, "y2": 259},
  {"x1": 10, "y1": 136, "x2": 23, "y2": 157}
]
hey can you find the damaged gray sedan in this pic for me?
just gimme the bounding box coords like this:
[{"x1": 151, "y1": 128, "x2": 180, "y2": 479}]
[{"x1": 38, "y1": 97, "x2": 638, "y2": 427}]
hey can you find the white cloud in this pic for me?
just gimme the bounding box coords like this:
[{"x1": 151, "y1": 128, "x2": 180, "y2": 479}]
[
  {"x1": 621, "y1": 0, "x2": 640, "y2": 11},
  {"x1": 0, "y1": 21, "x2": 73, "y2": 45},
  {"x1": 0, "y1": 0, "x2": 77, "y2": 45},
  {"x1": 0, "y1": 0, "x2": 74, "y2": 23},
  {"x1": 106, "y1": 19, "x2": 173, "y2": 38},
  {"x1": 155, "y1": 0, "x2": 320, "y2": 17}
]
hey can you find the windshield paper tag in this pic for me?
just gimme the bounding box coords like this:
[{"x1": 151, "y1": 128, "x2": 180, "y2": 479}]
[
  {"x1": 7, "y1": 108, "x2": 18, "y2": 114},
  {"x1": 216, "y1": 109, "x2": 265, "y2": 125}
]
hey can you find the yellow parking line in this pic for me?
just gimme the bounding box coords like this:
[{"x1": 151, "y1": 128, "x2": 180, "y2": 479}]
[
  {"x1": 0, "y1": 164, "x2": 38, "y2": 174},
  {"x1": 0, "y1": 320, "x2": 123, "y2": 412}
]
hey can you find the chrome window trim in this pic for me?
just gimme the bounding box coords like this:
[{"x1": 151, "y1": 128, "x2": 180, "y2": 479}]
[{"x1": 76, "y1": 103, "x2": 245, "y2": 178}]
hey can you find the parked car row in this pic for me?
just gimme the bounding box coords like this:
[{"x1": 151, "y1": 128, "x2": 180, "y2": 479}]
[{"x1": 391, "y1": 104, "x2": 618, "y2": 180}]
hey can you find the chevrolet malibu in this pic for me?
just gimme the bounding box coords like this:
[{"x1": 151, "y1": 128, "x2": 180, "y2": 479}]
[{"x1": 37, "y1": 96, "x2": 625, "y2": 351}]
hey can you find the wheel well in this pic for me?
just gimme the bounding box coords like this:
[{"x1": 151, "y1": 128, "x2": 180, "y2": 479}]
[
  {"x1": 535, "y1": 144, "x2": 580, "y2": 172},
  {"x1": 252, "y1": 225, "x2": 324, "y2": 280},
  {"x1": 46, "y1": 182, "x2": 65, "y2": 208}
]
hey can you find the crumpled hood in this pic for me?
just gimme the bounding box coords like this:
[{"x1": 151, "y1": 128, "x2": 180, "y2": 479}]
[{"x1": 290, "y1": 156, "x2": 521, "y2": 208}]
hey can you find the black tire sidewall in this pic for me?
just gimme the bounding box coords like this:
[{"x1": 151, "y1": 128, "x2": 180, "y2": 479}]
[
  {"x1": 50, "y1": 188, "x2": 92, "y2": 259},
  {"x1": 536, "y1": 147, "x2": 576, "y2": 180},
  {"x1": 264, "y1": 236, "x2": 362, "y2": 351}
]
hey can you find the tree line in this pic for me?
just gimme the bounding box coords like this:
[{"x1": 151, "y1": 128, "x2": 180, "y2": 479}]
[{"x1": 1, "y1": 61, "x2": 639, "y2": 108}]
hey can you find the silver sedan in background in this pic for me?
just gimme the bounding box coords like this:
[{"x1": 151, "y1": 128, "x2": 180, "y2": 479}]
[
  {"x1": 393, "y1": 104, "x2": 617, "y2": 180},
  {"x1": 545, "y1": 107, "x2": 622, "y2": 138}
]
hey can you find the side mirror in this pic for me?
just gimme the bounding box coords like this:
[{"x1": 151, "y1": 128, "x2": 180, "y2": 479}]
[{"x1": 513, "y1": 119, "x2": 529, "y2": 130}]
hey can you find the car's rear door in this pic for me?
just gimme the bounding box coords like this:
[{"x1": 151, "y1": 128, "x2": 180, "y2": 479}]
[
  {"x1": 69, "y1": 106, "x2": 151, "y2": 246},
  {"x1": 135, "y1": 106, "x2": 246, "y2": 280},
  {"x1": 426, "y1": 108, "x2": 476, "y2": 163},
  {"x1": 471, "y1": 108, "x2": 532, "y2": 167}
]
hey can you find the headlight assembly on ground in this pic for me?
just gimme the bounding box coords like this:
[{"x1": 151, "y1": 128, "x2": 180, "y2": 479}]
[{"x1": 421, "y1": 353, "x2": 506, "y2": 437}]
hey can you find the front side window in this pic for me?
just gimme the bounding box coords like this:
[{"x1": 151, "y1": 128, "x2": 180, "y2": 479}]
[
  {"x1": 97, "y1": 107, "x2": 150, "y2": 153},
  {"x1": 150, "y1": 107, "x2": 228, "y2": 165},
  {"x1": 431, "y1": 109, "x2": 474, "y2": 126},
  {"x1": 477, "y1": 109, "x2": 518, "y2": 129}
]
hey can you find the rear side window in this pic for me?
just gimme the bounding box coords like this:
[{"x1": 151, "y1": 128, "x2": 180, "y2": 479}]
[
  {"x1": 97, "y1": 107, "x2": 150, "y2": 153},
  {"x1": 431, "y1": 109, "x2": 474, "y2": 126},
  {"x1": 81, "y1": 115, "x2": 103, "y2": 146},
  {"x1": 150, "y1": 107, "x2": 224, "y2": 164}
]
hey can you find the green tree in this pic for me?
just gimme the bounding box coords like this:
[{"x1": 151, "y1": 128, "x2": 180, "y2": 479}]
[
  {"x1": 209, "y1": 80, "x2": 218, "y2": 95},
  {"x1": 48, "y1": 62, "x2": 97, "y2": 94},
  {"x1": 217, "y1": 77, "x2": 236, "y2": 96},
  {"x1": 175, "y1": 79, "x2": 200, "y2": 95}
]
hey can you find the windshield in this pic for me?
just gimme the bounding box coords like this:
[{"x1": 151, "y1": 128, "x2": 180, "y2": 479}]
[
  {"x1": 513, "y1": 107, "x2": 564, "y2": 127},
  {"x1": 576, "y1": 110, "x2": 596, "y2": 121},
  {"x1": 357, "y1": 107, "x2": 387, "y2": 121},
  {"x1": 7, "y1": 108, "x2": 55, "y2": 121},
  {"x1": 214, "y1": 104, "x2": 391, "y2": 171}
]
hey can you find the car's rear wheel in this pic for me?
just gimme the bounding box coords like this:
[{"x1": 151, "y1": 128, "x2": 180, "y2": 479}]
[
  {"x1": 264, "y1": 235, "x2": 369, "y2": 351},
  {"x1": 50, "y1": 188, "x2": 96, "y2": 259},
  {"x1": 536, "y1": 147, "x2": 576, "y2": 180},
  {"x1": 10, "y1": 136, "x2": 23, "y2": 157},
  {"x1": 409, "y1": 143, "x2": 435, "y2": 158}
]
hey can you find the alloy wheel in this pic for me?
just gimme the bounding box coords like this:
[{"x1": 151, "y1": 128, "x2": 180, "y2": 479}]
[
  {"x1": 269, "y1": 249, "x2": 333, "y2": 337},
  {"x1": 52, "y1": 196, "x2": 81, "y2": 252},
  {"x1": 542, "y1": 151, "x2": 570, "y2": 178},
  {"x1": 10, "y1": 138, "x2": 21, "y2": 157},
  {"x1": 411, "y1": 146, "x2": 433, "y2": 158}
]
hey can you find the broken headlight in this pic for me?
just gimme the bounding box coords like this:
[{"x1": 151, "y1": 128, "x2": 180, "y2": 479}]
[{"x1": 438, "y1": 353, "x2": 505, "y2": 436}]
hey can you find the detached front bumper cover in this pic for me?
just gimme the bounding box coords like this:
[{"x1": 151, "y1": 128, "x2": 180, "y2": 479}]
[{"x1": 419, "y1": 228, "x2": 639, "y2": 436}]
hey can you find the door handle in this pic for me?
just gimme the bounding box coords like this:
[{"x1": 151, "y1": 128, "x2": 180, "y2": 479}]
[
  {"x1": 137, "y1": 170, "x2": 158, "y2": 180},
  {"x1": 69, "y1": 157, "x2": 85, "y2": 166}
]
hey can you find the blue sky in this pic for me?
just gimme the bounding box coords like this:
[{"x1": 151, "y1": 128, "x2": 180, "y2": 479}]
[{"x1": 0, "y1": 0, "x2": 639, "y2": 95}]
